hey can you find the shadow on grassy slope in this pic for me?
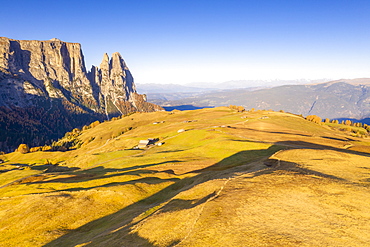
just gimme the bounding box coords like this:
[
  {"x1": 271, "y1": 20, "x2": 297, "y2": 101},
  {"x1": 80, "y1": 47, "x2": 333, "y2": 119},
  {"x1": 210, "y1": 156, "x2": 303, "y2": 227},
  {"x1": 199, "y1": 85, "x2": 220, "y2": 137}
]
[
  {"x1": 235, "y1": 126, "x2": 315, "y2": 138},
  {"x1": 47, "y1": 176, "x2": 181, "y2": 194},
  {"x1": 234, "y1": 126, "x2": 356, "y2": 142},
  {"x1": 43, "y1": 146, "x2": 282, "y2": 247},
  {"x1": 276, "y1": 140, "x2": 370, "y2": 157},
  {"x1": 26, "y1": 160, "x2": 182, "y2": 185},
  {"x1": 259, "y1": 159, "x2": 348, "y2": 181},
  {"x1": 43, "y1": 140, "x2": 360, "y2": 247},
  {"x1": 320, "y1": 135, "x2": 356, "y2": 142}
]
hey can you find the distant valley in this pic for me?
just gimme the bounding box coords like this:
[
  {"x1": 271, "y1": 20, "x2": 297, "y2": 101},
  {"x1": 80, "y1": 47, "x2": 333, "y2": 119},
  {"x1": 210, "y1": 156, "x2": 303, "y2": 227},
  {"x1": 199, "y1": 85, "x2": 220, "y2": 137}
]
[{"x1": 143, "y1": 78, "x2": 370, "y2": 122}]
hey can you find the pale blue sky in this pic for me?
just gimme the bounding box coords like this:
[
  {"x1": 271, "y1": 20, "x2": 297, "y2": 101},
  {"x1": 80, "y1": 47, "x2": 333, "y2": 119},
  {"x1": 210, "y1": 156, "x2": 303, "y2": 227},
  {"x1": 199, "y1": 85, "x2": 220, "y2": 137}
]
[{"x1": 2, "y1": 0, "x2": 370, "y2": 85}]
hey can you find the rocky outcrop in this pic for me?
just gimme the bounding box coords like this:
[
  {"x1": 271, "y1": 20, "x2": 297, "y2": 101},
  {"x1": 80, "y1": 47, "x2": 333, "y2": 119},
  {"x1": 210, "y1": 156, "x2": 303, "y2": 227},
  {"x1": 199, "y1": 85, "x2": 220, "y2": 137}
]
[
  {"x1": 0, "y1": 37, "x2": 97, "y2": 110},
  {"x1": 89, "y1": 52, "x2": 162, "y2": 118},
  {"x1": 0, "y1": 37, "x2": 163, "y2": 151},
  {"x1": 0, "y1": 37, "x2": 162, "y2": 115}
]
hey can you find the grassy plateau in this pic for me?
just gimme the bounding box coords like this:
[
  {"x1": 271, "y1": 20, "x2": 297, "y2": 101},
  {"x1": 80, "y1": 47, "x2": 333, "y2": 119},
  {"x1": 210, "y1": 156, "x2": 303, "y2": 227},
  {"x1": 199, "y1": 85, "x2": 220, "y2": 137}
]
[{"x1": 0, "y1": 107, "x2": 370, "y2": 246}]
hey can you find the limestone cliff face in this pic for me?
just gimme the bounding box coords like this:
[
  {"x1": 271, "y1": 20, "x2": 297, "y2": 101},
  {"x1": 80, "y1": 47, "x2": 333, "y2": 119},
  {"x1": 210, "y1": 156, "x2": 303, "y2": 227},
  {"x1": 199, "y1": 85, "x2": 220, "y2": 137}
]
[
  {"x1": 0, "y1": 37, "x2": 163, "y2": 151},
  {"x1": 90, "y1": 52, "x2": 162, "y2": 117},
  {"x1": 0, "y1": 37, "x2": 162, "y2": 115},
  {"x1": 0, "y1": 37, "x2": 98, "y2": 111}
]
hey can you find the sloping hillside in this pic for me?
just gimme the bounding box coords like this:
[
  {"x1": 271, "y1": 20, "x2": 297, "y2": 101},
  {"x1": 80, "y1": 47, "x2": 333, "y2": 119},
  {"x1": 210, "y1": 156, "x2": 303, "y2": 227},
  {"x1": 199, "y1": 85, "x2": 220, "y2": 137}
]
[{"x1": 0, "y1": 107, "x2": 370, "y2": 246}]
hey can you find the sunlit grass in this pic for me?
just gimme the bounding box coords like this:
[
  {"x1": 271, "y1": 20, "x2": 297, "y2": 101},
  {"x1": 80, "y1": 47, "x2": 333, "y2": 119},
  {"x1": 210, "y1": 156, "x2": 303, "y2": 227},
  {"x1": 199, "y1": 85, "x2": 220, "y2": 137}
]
[{"x1": 1, "y1": 107, "x2": 370, "y2": 246}]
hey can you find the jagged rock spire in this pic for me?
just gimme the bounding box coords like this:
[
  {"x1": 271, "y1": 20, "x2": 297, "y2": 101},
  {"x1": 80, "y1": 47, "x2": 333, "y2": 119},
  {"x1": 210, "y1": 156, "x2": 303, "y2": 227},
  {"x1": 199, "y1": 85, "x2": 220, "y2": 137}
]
[{"x1": 0, "y1": 37, "x2": 163, "y2": 118}]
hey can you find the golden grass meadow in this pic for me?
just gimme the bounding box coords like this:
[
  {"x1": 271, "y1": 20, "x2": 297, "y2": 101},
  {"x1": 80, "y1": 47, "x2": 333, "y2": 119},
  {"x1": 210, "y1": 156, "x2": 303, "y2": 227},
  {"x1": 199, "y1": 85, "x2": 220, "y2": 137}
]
[{"x1": 1, "y1": 107, "x2": 370, "y2": 246}]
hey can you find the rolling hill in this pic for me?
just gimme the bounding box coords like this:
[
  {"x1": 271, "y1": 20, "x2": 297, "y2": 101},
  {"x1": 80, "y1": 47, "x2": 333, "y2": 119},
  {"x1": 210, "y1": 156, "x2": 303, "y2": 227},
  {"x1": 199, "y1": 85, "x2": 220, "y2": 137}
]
[{"x1": 0, "y1": 107, "x2": 370, "y2": 246}]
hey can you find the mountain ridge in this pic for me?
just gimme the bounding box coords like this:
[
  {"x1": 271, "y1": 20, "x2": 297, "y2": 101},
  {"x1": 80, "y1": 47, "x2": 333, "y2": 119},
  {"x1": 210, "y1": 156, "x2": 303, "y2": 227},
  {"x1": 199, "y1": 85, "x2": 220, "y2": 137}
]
[
  {"x1": 0, "y1": 37, "x2": 162, "y2": 151},
  {"x1": 151, "y1": 79, "x2": 370, "y2": 121}
]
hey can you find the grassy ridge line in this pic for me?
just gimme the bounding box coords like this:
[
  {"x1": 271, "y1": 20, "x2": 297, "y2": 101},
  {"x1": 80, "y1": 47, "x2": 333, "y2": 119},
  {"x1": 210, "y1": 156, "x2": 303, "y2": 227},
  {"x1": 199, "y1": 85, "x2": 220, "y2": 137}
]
[
  {"x1": 82, "y1": 123, "x2": 206, "y2": 171},
  {"x1": 1, "y1": 107, "x2": 370, "y2": 246},
  {"x1": 0, "y1": 108, "x2": 365, "y2": 191},
  {"x1": 0, "y1": 107, "x2": 257, "y2": 194},
  {"x1": 0, "y1": 108, "x2": 364, "y2": 192}
]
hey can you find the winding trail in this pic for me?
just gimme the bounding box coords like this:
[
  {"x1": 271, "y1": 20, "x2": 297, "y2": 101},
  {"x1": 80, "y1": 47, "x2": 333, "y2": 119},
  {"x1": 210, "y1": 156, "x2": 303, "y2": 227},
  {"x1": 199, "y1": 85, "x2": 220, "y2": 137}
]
[
  {"x1": 86, "y1": 138, "x2": 112, "y2": 154},
  {"x1": 173, "y1": 177, "x2": 232, "y2": 246}
]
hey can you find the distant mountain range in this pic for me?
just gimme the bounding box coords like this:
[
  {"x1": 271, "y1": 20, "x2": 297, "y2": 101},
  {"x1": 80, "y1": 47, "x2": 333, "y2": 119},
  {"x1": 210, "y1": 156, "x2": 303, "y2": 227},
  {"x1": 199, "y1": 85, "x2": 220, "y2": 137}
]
[
  {"x1": 137, "y1": 79, "x2": 330, "y2": 94},
  {"x1": 137, "y1": 79, "x2": 332, "y2": 103},
  {"x1": 147, "y1": 78, "x2": 370, "y2": 122},
  {"x1": 184, "y1": 79, "x2": 331, "y2": 89},
  {"x1": 136, "y1": 82, "x2": 263, "y2": 102}
]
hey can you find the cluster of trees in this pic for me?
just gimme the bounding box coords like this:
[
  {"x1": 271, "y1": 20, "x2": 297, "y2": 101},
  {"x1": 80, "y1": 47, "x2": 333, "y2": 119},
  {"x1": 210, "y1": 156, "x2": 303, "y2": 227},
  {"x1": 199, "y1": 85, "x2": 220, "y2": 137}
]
[
  {"x1": 0, "y1": 99, "x2": 105, "y2": 153},
  {"x1": 50, "y1": 127, "x2": 83, "y2": 151},
  {"x1": 14, "y1": 106, "x2": 137, "y2": 154},
  {"x1": 24, "y1": 128, "x2": 83, "y2": 153},
  {"x1": 82, "y1": 120, "x2": 100, "y2": 131},
  {"x1": 305, "y1": 115, "x2": 322, "y2": 124},
  {"x1": 16, "y1": 144, "x2": 30, "y2": 154},
  {"x1": 228, "y1": 105, "x2": 245, "y2": 112},
  {"x1": 29, "y1": 145, "x2": 52, "y2": 152},
  {"x1": 324, "y1": 118, "x2": 370, "y2": 130},
  {"x1": 306, "y1": 115, "x2": 370, "y2": 136},
  {"x1": 1, "y1": 93, "x2": 161, "y2": 154}
]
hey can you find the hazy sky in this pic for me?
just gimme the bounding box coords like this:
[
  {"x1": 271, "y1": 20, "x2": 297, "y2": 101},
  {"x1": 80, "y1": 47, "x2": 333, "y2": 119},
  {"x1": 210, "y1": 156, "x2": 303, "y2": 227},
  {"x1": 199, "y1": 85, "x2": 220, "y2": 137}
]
[{"x1": 2, "y1": 0, "x2": 370, "y2": 85}]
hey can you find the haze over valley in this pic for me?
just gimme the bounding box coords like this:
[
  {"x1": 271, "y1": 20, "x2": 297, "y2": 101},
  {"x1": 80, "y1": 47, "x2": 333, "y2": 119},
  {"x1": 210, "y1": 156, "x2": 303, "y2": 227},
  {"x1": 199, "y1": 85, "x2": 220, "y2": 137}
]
[{"x1": 141, "y1": 78, "x2": 370, "y2": 123}]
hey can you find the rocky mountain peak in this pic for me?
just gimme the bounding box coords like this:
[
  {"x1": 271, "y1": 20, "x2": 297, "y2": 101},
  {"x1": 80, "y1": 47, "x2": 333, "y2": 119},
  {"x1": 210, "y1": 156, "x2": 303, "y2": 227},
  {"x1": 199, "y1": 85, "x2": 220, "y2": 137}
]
[
  {"x1": 0, "y1": 37, "x2": 163, "y2": 151},
  {"x1": 100, "y1": 53, "x2": 110, "y2": 70},
  {"x1": 111, "y1": 52, "x2": 125, "y2": 71},
  {"x1": 49, "y1": 38, "x2": 61, "y2": 42}
]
